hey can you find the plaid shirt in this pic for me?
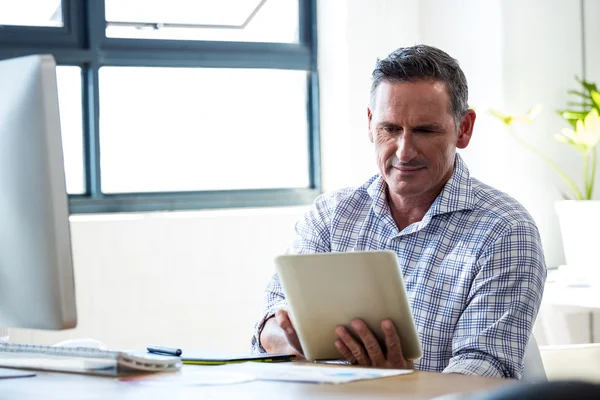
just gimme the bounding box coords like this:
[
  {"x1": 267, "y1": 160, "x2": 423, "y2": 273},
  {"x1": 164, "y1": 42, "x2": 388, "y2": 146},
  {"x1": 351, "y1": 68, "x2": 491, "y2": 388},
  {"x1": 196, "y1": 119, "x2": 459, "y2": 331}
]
[{"x1": 251, "y1": 154, "x2": 546, "y2": 379}]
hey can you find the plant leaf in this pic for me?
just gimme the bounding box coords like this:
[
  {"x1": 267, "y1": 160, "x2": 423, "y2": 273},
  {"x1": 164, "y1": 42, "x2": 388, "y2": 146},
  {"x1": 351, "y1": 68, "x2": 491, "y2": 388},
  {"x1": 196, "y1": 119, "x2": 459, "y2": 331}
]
[
  {"x1": 585, "y1": 108, "x2": 600, "y2": 134},
  {"x1": 554, "y1": 134, "x2": 572, "y2": 145},
  {"x1": 525, "y1": 104, "x2": 543, "y2": 121},
  {"x1": 591, "y1": 90, "x2": 600, "y2": 109},
  {"x1": 560, "y1": 110, "x2": 588, "y2": 121},
  {"x1": 568, "y1": 90, "x2": 590, "y2": 98},
  {"x1": 567, "y1": 102, "x2": 594, "y2": 107},
  {"x1": 489, "y1": 108, "x2": 514, "y2": 125},
  {"x1": 576, "y1": 119, "x2": 585, "y2": 135},
  {"x1": 577, "y1": 76, "x2": 598, "y2": 92}
]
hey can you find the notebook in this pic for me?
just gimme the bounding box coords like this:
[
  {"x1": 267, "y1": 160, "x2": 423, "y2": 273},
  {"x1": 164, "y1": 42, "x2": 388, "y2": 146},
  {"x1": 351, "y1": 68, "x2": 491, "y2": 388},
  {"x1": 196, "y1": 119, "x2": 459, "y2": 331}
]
[{"x1": 179, "y1": 351, "x2": 295, "y2": 365}]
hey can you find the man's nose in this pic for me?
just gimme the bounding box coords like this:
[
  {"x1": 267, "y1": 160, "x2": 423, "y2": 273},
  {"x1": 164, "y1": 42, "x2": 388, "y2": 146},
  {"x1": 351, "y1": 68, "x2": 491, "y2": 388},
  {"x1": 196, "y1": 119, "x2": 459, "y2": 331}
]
[{"x1": 396, "y1": 132, "x2": 417, "y2": 163}]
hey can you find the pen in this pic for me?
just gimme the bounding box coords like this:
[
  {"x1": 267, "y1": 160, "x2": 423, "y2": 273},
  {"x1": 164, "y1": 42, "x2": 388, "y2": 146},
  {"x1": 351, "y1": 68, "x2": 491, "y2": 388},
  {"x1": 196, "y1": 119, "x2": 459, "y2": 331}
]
[{"x1": 146, "y1": 344, "x2": 182, "y2": 357}]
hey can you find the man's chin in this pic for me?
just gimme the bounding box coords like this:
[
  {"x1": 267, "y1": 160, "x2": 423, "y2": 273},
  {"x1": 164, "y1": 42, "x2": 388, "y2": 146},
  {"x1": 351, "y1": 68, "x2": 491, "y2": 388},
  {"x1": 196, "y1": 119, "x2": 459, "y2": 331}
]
[{"x1": 385, "y1": 181, "x2": 424, "y2": 198}]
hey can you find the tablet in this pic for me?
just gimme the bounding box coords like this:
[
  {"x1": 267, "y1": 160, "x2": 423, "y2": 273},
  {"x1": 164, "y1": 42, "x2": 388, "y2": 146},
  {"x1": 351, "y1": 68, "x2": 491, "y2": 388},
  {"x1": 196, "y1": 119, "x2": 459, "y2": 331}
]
[{"x1": 275, "y1": 250, "x2": 422, "y2": 362}]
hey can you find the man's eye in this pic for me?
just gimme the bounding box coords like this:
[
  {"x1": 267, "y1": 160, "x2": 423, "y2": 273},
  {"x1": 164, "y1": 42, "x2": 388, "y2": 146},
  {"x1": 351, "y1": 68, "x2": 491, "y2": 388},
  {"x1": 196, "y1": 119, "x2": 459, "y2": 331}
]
[{"x1": 383, "y1": 126, "x2": 399, "y2": 133}]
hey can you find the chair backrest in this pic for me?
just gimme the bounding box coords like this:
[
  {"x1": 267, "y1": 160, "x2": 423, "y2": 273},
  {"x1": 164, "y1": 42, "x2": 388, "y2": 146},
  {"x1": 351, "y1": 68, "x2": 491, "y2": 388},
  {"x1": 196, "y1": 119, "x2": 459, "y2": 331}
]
[{"x1": 522, "y1": 335, "x2": 547, "y2": 382}]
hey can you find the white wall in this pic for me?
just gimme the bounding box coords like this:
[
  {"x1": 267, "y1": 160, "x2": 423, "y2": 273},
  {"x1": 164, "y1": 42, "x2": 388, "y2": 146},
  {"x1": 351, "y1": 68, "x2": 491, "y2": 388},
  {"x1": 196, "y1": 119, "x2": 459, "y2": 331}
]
[
  {"x1": 586, "y1": 0, "x2": 600, "y2": 84},
  {"x1": 319, "y1": 0, "x2": 419, "y2": 191},
  {"x1": 498, "y1": 0, "x2": 584, "y2": 268},
  {"x1": 9, "y1": 0, "x2": 599, "y2": 348},
  {"x1": 10, "y1": 208, "x2": 306, "y2": 351}
]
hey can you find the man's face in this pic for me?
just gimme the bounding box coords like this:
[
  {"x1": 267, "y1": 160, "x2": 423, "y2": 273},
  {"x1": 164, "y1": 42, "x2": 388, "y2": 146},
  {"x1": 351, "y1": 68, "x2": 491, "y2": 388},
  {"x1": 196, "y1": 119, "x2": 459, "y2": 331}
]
[{"x1": 368, "y1": 80, "x2": 474, "y2": 200}]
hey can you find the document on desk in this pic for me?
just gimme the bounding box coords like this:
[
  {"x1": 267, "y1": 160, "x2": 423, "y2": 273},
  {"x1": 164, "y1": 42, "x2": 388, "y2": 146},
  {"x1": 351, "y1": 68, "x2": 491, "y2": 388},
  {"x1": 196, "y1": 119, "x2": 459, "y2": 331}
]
[{"x1": 218, "y1": 362, "x2": 413, "y2": 384}]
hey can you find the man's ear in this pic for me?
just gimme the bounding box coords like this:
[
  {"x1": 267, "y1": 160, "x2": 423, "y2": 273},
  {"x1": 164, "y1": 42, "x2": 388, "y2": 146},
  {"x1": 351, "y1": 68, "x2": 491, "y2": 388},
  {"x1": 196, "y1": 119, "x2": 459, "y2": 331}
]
[
  {"x1": 457, "y1": 109, "x2": 476, "y2": 149},
  {"x1": 368, "y1": 106, "x2": 374, "y2": 143}
]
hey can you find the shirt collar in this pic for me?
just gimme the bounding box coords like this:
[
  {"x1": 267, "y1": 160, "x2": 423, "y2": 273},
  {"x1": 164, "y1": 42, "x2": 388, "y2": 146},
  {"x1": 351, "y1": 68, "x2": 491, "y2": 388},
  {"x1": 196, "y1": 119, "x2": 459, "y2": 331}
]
[{"x1": 366, "y1": 153, "x2": 475, "y2": 219}]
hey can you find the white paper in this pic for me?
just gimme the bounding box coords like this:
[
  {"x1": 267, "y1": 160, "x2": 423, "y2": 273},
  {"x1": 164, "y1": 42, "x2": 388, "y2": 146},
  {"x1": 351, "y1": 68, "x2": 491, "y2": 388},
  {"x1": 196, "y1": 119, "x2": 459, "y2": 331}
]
[{"x1": 218, "y1": 362, "x2": 413, "y2": 384}]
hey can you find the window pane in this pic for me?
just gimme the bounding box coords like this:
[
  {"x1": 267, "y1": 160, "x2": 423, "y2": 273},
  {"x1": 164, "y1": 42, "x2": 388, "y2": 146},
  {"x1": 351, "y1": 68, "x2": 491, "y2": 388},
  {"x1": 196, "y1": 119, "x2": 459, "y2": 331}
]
[
  {"x1": 99, "y1": 67, "x2": 309, "y2": 193},
  {"x1": 56, "y1": 66, "x2": 85, "y2": 194},
  {"x1": 0, "y1": 0, "x2": 63, "y2": 27},
  {"x1": 105, "y1": 0, "x2": 298, "y2": 43}
]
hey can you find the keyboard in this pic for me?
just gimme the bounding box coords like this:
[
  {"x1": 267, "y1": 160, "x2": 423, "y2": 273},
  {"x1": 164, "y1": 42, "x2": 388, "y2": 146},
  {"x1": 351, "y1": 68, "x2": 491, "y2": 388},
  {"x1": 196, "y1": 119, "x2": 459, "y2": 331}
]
[{"x1": 0, "y1": 342, "x2": 182, "y2": 376}]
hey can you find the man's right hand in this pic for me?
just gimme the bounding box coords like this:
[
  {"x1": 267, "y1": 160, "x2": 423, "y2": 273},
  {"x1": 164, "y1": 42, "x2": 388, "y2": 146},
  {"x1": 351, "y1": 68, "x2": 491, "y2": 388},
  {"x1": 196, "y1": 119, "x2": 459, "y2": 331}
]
[{"x1": 259, "y1": 309, "x2": 304, "y2": 358}]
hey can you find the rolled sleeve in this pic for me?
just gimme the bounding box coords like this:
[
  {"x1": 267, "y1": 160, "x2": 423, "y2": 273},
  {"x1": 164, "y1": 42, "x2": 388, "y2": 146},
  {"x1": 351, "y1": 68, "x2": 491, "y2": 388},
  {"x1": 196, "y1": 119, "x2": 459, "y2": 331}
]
[
  {"x1": 251, "y1": 272, "x2": 289, "y2": 353},
  {"x1": 444, "y1": 352, "x2": 509, "y2": 377},
  {"x1": 251, "y1": 300, "x2": 288, "y2": 353}
]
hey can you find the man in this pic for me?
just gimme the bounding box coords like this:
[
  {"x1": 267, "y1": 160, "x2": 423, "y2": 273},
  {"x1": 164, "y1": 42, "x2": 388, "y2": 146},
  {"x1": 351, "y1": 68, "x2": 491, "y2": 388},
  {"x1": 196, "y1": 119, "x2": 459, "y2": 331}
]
[{"x1": 251, "y1": 44, "x2": 547, "y2": 379}]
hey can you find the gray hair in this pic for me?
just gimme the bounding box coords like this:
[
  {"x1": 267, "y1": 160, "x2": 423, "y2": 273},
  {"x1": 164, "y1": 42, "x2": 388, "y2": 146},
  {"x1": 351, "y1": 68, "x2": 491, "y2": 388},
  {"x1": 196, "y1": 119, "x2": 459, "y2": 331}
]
[{"x1": 370, "y1": 44, "x2": 469, "y2": 125}]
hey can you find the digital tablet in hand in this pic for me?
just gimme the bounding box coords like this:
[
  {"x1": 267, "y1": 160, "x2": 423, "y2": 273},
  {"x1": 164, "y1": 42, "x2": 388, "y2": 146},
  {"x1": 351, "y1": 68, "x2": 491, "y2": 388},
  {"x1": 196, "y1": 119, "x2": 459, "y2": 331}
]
[{"x1": 275, "y1": 250, "x2": 422, "y2": 362}]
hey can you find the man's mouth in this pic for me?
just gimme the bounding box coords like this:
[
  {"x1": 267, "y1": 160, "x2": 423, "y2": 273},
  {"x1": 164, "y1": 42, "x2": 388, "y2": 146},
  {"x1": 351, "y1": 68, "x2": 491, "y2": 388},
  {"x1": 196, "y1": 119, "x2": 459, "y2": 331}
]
[{"x1": 393, "y1": 165, "x2": 426, "y2": 172}]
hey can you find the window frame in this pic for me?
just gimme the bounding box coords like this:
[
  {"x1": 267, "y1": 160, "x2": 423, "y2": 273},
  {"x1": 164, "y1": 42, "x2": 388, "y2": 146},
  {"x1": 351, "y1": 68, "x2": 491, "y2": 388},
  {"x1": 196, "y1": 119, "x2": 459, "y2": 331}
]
[{"x1": 0, "y1": 0, "x2": 321, "y2": 213}]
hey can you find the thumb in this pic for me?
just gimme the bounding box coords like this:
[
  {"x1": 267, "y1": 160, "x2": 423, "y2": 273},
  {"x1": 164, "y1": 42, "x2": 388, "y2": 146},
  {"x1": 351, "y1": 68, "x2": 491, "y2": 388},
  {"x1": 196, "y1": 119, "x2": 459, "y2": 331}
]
[{"x1": 275, "y1": 309, "x2": 303, "y2": 354}]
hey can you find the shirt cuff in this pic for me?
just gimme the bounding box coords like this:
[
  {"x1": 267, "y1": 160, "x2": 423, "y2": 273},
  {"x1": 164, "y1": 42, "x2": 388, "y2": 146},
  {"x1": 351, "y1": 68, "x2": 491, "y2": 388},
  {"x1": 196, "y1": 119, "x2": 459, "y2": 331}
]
[
  {"x1": 252, "y1": 302, "x2": 288, "y2": 353},
  {"x1": 443, "y1": 357, "x2": 510, "y2": 378}
]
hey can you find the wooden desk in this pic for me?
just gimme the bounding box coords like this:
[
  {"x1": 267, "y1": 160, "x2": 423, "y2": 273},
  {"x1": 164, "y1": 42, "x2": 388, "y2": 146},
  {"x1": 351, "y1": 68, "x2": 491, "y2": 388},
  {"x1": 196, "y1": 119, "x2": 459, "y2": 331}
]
[{"x1": 1, "y1": 365, "x2": 514, "y2": 399}]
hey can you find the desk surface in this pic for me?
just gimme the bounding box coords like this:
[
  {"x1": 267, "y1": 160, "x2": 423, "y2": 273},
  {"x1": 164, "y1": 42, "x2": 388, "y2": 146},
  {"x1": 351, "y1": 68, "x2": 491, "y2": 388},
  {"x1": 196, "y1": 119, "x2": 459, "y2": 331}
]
[
  {"x1": 1, "y1": 365, "x2": 513, "y2": 400},
  {"x1": 543, "y1": 270, "x2": 600, "y2": 310},
  {"x1": 543, "y1": 282, "x2": 600, "y2": 310}
]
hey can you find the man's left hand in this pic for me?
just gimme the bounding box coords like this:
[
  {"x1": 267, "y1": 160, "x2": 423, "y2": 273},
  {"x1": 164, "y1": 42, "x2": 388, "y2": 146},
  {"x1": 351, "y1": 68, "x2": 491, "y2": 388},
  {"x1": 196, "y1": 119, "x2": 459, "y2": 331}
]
[{"x1": 335, "y1": 319, "x2": 414, "y2": 369}]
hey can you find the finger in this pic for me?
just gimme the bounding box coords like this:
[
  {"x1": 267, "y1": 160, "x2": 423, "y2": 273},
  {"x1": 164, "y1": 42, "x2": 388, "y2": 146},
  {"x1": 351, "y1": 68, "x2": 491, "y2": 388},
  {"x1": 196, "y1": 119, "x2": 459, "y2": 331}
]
[
  {"x1": 274, "y1": 310, "x2": 302, "y2": 350},
  {"x1": 335, "y1": 325, "x2": 370, "y2": 366},
  {"x1": 382, "y1": 319, "x2": 409, "y2": 368},
  {"x1": 334, "y1": 339, "x2": 357, "y2": 364},
  {"x1": 274, "y1": 309, "x2": 293, "y2": 333},
  {"x1": 275, "y1": 310, "x2": 303, "y2": 354},
  {"x1": 350, "y1": 319, "x2": 386, "y2": 366}
]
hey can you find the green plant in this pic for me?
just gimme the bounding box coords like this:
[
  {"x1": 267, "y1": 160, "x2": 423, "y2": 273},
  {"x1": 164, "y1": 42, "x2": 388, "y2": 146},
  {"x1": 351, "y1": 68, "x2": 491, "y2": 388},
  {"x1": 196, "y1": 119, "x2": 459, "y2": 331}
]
[
  {"x1": 491, "y1": 78, "x2": 600, "y2": 200},
  {"x1": 558, "y1": 78, "x2": 600, "y2": 128}
]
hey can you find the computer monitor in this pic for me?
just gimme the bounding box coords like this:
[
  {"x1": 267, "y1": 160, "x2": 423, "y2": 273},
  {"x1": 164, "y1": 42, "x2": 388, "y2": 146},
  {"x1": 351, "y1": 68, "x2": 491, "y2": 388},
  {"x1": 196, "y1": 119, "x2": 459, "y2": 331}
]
[{"x1": 0, "y1": 54, "x2": 77, "y2": 330}]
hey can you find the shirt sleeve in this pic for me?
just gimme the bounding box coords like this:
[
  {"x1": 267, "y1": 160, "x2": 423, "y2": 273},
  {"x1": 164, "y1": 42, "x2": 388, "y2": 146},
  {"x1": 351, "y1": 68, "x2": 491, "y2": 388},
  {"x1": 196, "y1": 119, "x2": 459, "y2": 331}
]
[
  {"x1": 443, "y1": 221, "x2": 547, "y2": 378},
  {"x1": 250, "y1": 194, "x2": 333, "y2": 353}
]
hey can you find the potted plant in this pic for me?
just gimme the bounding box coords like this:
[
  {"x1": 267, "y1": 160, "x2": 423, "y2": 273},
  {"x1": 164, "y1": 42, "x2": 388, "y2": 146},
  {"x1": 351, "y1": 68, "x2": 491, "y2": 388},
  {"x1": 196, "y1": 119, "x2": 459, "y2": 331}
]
[{"x1": 491, "y1": 78, "x2": 600, "y2": 269}]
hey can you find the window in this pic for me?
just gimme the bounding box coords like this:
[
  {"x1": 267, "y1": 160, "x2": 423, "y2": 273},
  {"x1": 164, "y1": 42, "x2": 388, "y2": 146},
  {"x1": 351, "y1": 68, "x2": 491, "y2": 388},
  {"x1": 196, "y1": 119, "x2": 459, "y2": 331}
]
[
  {"x1": 0, "y1": 0, "x2": 63, "y2": 27},
  {"x1": 0, "y1": 0, "x2": 320, "y2": 213},
  {"x1": 56, "y1": 66, "x2": 85, "y2": 194},
  {"x1": 99, "y1": 67, "x2": 309, "y2": 193},
  {"x1": 105, "y1": 0, "x2": 299, "y2": 43}
]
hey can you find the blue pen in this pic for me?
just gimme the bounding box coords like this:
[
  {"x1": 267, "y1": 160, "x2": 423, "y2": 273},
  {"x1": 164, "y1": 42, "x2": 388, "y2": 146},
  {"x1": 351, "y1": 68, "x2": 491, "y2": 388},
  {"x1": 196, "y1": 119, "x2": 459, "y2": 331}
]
[{"x1": 146, "y1": 344, "x2": 182, "y2": 356}]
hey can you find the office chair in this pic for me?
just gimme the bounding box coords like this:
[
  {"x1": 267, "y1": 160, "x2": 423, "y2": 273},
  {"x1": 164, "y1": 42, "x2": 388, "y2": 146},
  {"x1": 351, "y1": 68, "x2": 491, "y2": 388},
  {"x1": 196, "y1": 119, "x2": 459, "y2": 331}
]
[{"x1": 521, "y1": 335, "x2": 547, "y2": 382}]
